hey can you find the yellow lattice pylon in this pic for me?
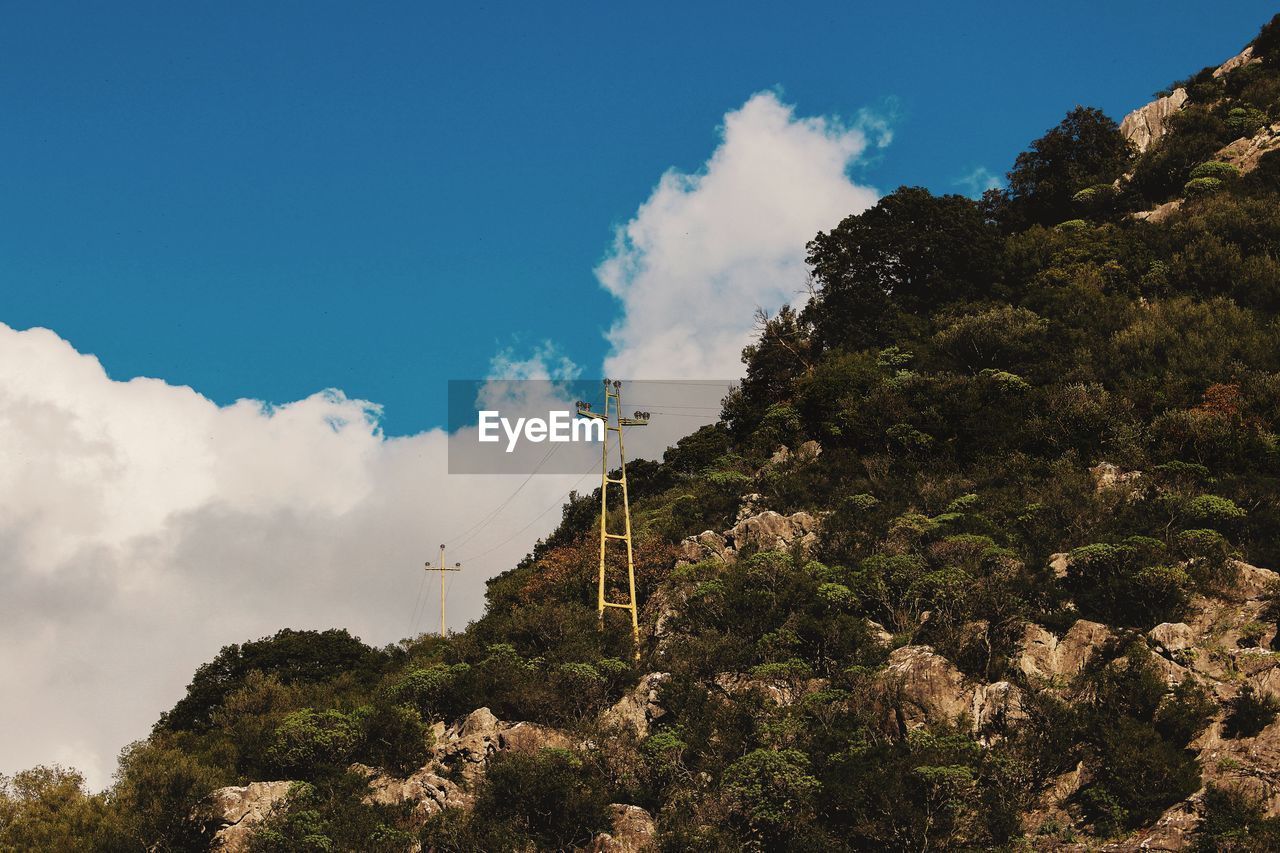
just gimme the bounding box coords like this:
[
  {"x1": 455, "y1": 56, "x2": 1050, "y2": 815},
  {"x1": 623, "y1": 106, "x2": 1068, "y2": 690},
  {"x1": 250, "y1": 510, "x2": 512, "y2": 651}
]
[{"x1": 577, "y1": 380, "x2": 649, "y2": 660}]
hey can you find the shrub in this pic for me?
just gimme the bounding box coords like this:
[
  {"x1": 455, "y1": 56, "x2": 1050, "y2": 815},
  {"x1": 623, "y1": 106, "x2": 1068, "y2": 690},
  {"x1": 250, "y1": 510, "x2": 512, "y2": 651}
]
[
  {"x1": 1188, "y1": 161, "x2": 1241, "y2": 181},
  {"x1": 360, "y1": 704, "x2": 430, "y2": 774},
  {"x1": 1184, "y1": 176, "x2": 1225, "y2": 197},
  {"x1": 1224, "y1": 107, "x2": 1267, "y2": 137},
  {"x1": 267, "y1": 709, "x2": 363, "y2": 777},
  {"x1": 1185, "y1": 494, "x2": 1247, "y2": 527},
  {"x1": 1223, "y1": 686, "x2": 1280, "y2": 738},
  {"x1": 1055, "y1": 218, "x2": 1089, "y2": 231},
  {"x1": 1084, "y1": 718, "x2": 1200, "y2": 832},
  {"x1": 721, "y1": 749, "x2": 821, "y2": 841},
  {"x1": 1154, "y1": 679, "x2": 1216, "y2": 746},
  {"x1": 426, "y1": 748, "x2": 611, "y2": 851}
]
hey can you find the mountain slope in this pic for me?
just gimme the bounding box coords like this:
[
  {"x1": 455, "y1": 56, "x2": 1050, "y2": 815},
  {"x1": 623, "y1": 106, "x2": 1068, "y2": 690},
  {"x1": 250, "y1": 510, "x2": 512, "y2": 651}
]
[{"x1": 8, "y1": 12, "x2": 1280, "y2": 853}]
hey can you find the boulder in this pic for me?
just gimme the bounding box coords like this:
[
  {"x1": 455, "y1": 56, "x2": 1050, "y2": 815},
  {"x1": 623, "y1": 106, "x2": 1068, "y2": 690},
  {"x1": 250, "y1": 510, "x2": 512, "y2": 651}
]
[
  {"x1": 1015, "y1": 620, "x2": 1112, "y2": 685},
  {"x1": 198, "y1": 781, "x2": 294, "y2": 852},
  {"x1": 600, "y1": 672, "x2": 669, "y2": 738},
  {"x1": 1048, "y1": 552, "x2": 1070, "y2": 580},
  {"x1": 591, "y1": 804, "x2": 657, "y2": 852},
  {"x1": 1090, "y1": 461, "x2": 1141, "y2": 493},
  {"x1": 355, "y1": 763, "x2": 470, "y2": 824},
  {"x1": 499, "y1": 721, "x2": 574, "y2": 753},
  {"x1": 882, "y1": 645, "x2": 1020, "y2": 735},
  {"x1": 1120, "y1": 88, "x2": 1188, "y2": 153},
  {"x1": 728, "y1": 510, "x2": 819, "y2": 555},
  {"x1": 1132, "y1": 198, "x2": 1183, "y2": 223},
  {"x1": 1149, "y1": 622, "x2": 1196, "y2": 656}
]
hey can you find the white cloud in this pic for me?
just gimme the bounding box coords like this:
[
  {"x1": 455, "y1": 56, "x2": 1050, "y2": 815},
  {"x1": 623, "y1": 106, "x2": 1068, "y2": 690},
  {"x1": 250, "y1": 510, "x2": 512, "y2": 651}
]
[
  {"x1": 597, "y1": 91, "x2": 882, "y2": 379},
  {"x1": 0, "y1": 323, "x2": 583, "y2": 788},
  {"x1": 955, "y1": 165, "x2": 1004, "y2": 197}
]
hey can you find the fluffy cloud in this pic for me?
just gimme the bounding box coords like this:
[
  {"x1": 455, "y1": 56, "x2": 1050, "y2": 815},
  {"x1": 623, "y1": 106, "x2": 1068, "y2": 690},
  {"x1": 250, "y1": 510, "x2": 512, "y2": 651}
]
[
  {"x1": 0, "y1": 323, "x2": 585, "y2": 787},
  {"x1": 598, "y1": 91, "x2": 882, "y2": 379}
]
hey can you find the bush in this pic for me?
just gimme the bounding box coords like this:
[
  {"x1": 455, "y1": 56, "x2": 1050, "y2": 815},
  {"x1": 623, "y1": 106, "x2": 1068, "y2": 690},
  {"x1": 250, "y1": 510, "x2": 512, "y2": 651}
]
[
  {"x1": 1223, "y1": 686, "x2": 1280, "y2": 738},
  {"x1": 1154, "y1": 678, "x2": 1216, "y2": 746},
  {"x1": 1055, "y1": 218, "x2": 1089, "y2": 231},
  {"x1": 1188, "y1": 161, "x2": 1241, "y2": 181},
  {"x1": 423, "y1": 748, "x2": 611, "y2": 851},
  {"x1": 267, "y1": 709, "x2": 363, "y2": 777},
  {"x1": 1184, "y1": 176, "x2": 1225, "y2": 197},
  {"x1": 360, "y1": 704, "x2": 430, "y2": 774},
  {"x1": 721, "y1": 749, "x2": 821, "y2": 841},
  {"x1": 1084, "y1": 718, "x2": 1200, "y2": 832}
]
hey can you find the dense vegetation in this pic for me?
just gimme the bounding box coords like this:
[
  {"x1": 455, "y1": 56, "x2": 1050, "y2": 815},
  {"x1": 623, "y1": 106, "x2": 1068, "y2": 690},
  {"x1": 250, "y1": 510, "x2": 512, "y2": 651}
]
[{"x1": 8, "y1": 13, "x2": 1280, "y2": 852}]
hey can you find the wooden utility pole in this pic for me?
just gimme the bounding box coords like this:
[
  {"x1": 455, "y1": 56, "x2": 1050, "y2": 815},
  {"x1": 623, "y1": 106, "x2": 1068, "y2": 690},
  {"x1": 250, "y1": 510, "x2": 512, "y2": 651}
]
[{"x1": 425, "y1": 544, "x2": 462, "y2": 636}]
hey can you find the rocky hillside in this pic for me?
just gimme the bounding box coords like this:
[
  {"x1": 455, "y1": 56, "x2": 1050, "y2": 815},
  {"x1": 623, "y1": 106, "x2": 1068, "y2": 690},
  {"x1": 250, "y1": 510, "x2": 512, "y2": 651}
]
[{"x1": 9, "y1": 12, "x2": 1280, "y2": 853}]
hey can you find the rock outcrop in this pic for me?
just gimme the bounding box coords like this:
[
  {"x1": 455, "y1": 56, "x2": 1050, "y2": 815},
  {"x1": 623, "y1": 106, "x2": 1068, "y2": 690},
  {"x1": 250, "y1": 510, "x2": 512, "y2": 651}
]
[
  {"x1": 881, "y1": 644, "x2": 1021, "y2": 736},
  {"x1": 676, "y1": 509, "x2": 820, "y2": 567},
  {"x1": 591, "y1": 804, "x2": 657, "y2": 852},
  {"x1": 600, "y1": 672, "x2": 669, "y2": 738},
  {"x1": 1014, "y1": 620, "x2": 1113, "y2": 686},
  {"x1": 357, "y1": 707, "x2": 577, "y2": 827},
  {"x1": 196, "y1": 781, "x2": 294, "y2": 852},
  {"x1": 1120, "y1": 88, "x2": 1188, "y2": 153}
]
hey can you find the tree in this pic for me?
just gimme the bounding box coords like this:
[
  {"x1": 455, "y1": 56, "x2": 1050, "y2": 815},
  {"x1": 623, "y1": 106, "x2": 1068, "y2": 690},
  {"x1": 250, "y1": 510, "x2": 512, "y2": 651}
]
[
  {"x1": 803, "y1": 187, "x2": 1001, "y2": 351},
  {"x1": 1002, "y1": 106, "x2": 1132, "y2": 228},
  {"x1": 720, "y1": 748, "x2": 821, "y2": 843}
]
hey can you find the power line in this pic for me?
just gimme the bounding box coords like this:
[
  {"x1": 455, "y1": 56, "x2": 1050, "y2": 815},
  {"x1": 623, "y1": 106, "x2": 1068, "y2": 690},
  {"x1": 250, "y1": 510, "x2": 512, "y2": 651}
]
[
  {"x1": 448, "y1": 440, "x2": 564, "y2": 551},
  {"x1": 455, "y1": 463, "x2": 598, "y2": 563}
]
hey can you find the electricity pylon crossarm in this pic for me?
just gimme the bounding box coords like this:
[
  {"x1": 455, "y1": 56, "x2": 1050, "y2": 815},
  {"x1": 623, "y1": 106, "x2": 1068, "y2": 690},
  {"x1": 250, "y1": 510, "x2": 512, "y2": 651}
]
[
  {"x1": 577, "y1": 380, "x2": 650, "y2": 660},
  {"x1": 425, "y1": 544, "x2": 462, "y2": 636}
]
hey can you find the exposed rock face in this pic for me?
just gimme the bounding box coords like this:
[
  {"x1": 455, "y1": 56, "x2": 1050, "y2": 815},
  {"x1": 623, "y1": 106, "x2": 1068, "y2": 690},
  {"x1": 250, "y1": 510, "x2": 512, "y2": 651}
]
[
  {"x1": 591, "y1": 804, "x2": 657, "y2": 852},
  {"x1": 1213, "y1": 45, "x2": 1256, "y2": 78},
  {"x1": 356, "y1": 707, "x2": 577, "y2": 827},
  {"x1": 1132, "y1": 198, "x2": 1183, "y2": 223},
  {"x1": 1015, "y1": 620, "x2": 1113, "y2": 686},
  {"x1": 355, "y1": 762, "x2": 470, "y2": 823},
  {"x1": 1090, "y1": 461, "x2": 1141, "y2": 493},
  {"x1": 882, "y1": 645, "x2": 1021, "y2": 735},
  {"x1": 676, "y1": 510, "x2": 821, "y2": 567},
  {"x1": 1120, "y1": 88, "x2": 1188, "y2": 153},
  {"x1": 730, "y1": 510, "x2": 819, "y2": 554},
  {"x1": 713, "y1": 671, "x2": 827, "y2": 707},
  {"x1": 601, "y1": 672, "x2": 669, "y2": 738},
  {"x1": 1215, "y1": 122, "x2": 1280, "y2": 175},
  {"x1": 197, "y1": 781, "x2": 294, "y2": 852}
]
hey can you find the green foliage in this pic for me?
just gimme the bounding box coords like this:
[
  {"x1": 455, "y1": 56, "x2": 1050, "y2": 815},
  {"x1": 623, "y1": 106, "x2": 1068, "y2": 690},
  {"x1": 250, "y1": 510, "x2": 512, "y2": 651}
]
[
  {"x1": 1186, "y1": 493, "x2": 1247, "y2": 526},
  {"x1": 422, "y1": 749, "x2": 612, "y2": 851},
  {"x1": 1185, "y1": 176, "x2": 1226, "y2": 197},
  {"x1": 1066, "y1": 540, "x2": 1188, "y2": 627},
  {"x1": 1189, "y1": 160, "x2": 1242, "y2": 181},
  {"x1": 1197, "y1": 784, "x2": 1280, "y2": 851},
  {"x1": 0, "y1": 766, "x2": 119, "y2": 852},
  {"x1": 1223, "y1": 685, "x2": 1280, "y2": 738},
  {"x1": 1154, "y1": 678, "x2": 1216, "y2": 745},
  {"x1": 1001, "y1": 106, "x2": 1133, "y2": 228},
  {"x1": 159, "y1": 629, "x2": 387, "y2": 733},
  {"x1": 720, "y1": 748, "x2": 820, "y2": 841},
  {"x1": 267, "y1": 709, "x2": 363, "y2": 777}
]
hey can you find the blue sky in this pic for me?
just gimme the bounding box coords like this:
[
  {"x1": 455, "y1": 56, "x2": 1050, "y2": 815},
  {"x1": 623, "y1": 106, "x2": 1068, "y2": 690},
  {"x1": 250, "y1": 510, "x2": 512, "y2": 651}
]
[{"x1": 2, "y1": 1, "x2": 1275, "y2": 435}]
